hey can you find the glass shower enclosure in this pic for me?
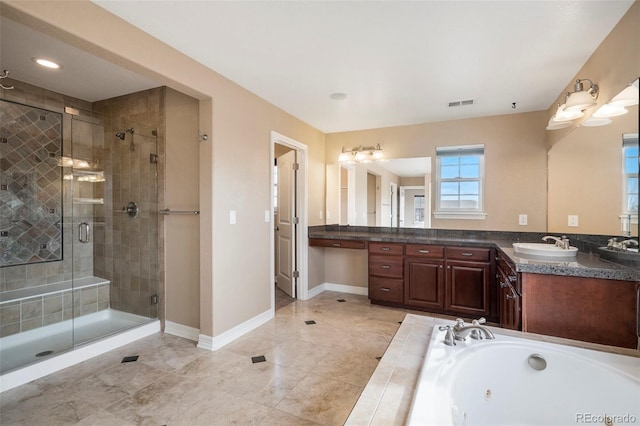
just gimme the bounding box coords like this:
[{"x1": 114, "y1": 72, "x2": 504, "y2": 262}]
[{"x1": 0, "y1": 98, "x2": 159, "y2": 374}]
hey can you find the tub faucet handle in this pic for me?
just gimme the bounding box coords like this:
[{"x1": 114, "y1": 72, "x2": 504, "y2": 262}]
[
  {"x1": 470, "y1": 318, "x2": 487, "y2": 339},
  {"x1": 438, "y1": 325, "x2": 456, "y2": 346}
]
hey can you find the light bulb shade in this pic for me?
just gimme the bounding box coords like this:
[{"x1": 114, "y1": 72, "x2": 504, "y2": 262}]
[
  {"x1": 553, "y1": 104, "x2": 584, "y2": 122},
  {"x1": 593, "y1": 104, "x2": 628, "y2": 118},
  {"x1": 354, "y1": 151, "x2": 367, "y2": 162},
  {"x1": 338, "y1": 152, "x2": 350, "y2": 163},
  {"x1": 608, "y1": 84, "x2": 639, "y2": 107},
  {"x1": 565, "y1": 90, "x2": 596, "y2": 111},
  {"x1": 546, "y1": 116, "x2": 572, "y2": 130},
  {"x1": 372, "y1": 150, "x2": 384, "y2": 160},
  {"x1": 580, "y1": 117, "x2": 612, "y2": 127}
]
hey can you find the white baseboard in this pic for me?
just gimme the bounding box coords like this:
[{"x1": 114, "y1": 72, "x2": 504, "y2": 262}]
[
  {"x1": 197, "y1": 334, "x2": 213, "y2": 351},
  {"x1": 164, "y1": 321, "x2": 199, "y2": 342},
  {"x1": 197, "y1": 308, "x2": 274, "y2": 352},
  {"x1": 308, "y1": 282, "x2": 369, "y2": 298}
]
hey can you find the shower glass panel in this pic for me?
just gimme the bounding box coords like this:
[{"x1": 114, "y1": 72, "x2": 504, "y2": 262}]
[
  {"x1": 0, "y1": 99, "x2": 74, "y2": 373},
  {"x1": 71, "y1": 116, "x2": 158, "y2": 346}
]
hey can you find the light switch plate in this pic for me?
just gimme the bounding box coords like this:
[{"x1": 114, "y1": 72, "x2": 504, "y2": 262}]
[
  {"x1": 230, "y1": 210, "x2": 236, "y2": 225},
  {"x1": 568, "y1": 215, "x2": 579, "y2": 227},
  {"x1": 518, "y1": 214, "x2": 527, "y2": 226},
  {"x1": 264, "y1": 210, "x2": 270, "y2": 222}
]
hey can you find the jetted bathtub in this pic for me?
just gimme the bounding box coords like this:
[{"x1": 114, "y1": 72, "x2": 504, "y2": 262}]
[{"x1": 407, "y1": 326, "x2": 640, "y2": 425}]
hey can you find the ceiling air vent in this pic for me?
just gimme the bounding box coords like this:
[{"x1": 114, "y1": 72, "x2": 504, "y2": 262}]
[{"x1": 448, "y1": 99, "x2": 475, "y2": 107}]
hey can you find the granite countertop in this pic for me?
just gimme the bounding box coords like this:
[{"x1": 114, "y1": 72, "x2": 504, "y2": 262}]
[{"x1": 309, "y1": 227, "x2": 640, "y2": 281}]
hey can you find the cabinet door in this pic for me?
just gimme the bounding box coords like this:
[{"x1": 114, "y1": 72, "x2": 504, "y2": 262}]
[
  {"x1": 445, "y1": 260, "x2": 491, "y2": 316},
  {"x1": 405, "y1": 257, "x2": 445, "y2": 309}
]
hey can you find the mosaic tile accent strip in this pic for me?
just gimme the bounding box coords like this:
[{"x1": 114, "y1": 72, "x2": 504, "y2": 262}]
[{"x1": 0, "y1": 100, "x2": 63, "y2": 267}]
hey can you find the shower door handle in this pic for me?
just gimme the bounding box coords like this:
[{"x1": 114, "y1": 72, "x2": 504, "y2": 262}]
[{"x1": 78, "y1": 222, "x2": 91, "y2": 243}]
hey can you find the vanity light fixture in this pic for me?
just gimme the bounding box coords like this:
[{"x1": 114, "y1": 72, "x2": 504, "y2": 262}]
[
  {"x1": 338, "y1": 144, "x2": 383, "y2": 164},
  {"x1": 564, "y1": 79, "x2": 599, "y2": 111}
]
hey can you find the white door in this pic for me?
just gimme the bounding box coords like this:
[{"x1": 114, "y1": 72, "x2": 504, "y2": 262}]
[{"x1": 276, "y1": 150, "x2": 297, "y2": 298}]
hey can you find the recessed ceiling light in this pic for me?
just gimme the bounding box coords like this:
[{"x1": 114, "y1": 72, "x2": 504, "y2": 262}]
[
  {"x1": 329, "y1": 92, "x2": 347, "y2": 100},
  {"x1": 31, "y1": 57, "x2": 61, "y2": 69}
]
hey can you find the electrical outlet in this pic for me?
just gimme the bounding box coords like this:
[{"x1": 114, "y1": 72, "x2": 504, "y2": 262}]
[
  {"x1": 264, "y1": 210, "x2": 270, "y2": 222},
  {"x1": 568, "y1": 215, "x2": 579, "y2": 227},
  {"x1": 319, "y1": 210, "x2": 323, "y2": 220},
  {"x1": 518, "y1": 214, "x2": 528, "y2": 226},
  {"x1": 230, "y1": 210, "x2": 236, "y2": 225}
]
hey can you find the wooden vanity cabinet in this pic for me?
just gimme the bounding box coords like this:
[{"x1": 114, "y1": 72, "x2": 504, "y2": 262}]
[
  {"x1": 368, "y1": 243, "x2": 405, "y2": 304},
  {"x1": 496, "y1": 253, "x2": 521, "y2": 330},
  {"x1": 402, "y1": 244, "x2": 496, "y2": 320},
  {"x1": 522, "y1": 274, "x2": 639, "y2": 349}
]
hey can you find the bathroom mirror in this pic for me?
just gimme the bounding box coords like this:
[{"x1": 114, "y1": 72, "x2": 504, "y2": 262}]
[{"x1": 329, "y1": 100, "x2": 638, "y2": 236}]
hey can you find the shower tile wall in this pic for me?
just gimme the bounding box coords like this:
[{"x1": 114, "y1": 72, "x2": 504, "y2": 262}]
[
  {"x1": 93, "y1": 87, "x2": 165, "y2": 319},
  {"x1": 1, "y1": 80, "x2": 95, "y2": 291},
  {"x1": 0, "y1": 100, "x2": 63, "y2": 267}
]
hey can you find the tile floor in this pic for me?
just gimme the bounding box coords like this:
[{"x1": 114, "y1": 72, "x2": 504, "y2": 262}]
[{"x1": 0, "y1": 291, "x2": 421, "y2": 425}]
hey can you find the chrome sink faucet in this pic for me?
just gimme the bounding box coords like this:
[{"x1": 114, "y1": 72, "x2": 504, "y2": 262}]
[
  {"x1": 542, "y1": 235, "x2": 570, "y2": 249},
  {"x1": 609, "y1": 238, "x2": 639, "y2": 251},
  {"x1": 439, "y1": 318, "x2": 495, "y2": 346}
]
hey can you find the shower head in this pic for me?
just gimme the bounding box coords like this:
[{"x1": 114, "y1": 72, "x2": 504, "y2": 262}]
[{"x1": 115, "y1": 128, "x2": 135, "y2": 141}]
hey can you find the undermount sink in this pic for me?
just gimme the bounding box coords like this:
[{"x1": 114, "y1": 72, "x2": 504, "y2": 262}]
[{"x1": 512, "y1": 242, "x2": 578, "y2": 258}]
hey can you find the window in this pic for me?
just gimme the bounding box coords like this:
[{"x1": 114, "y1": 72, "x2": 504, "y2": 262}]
[
  {"x1": 434, "y1": 144, "x2": 486, "y2": 219},
  {"x1": 623, "y1": 134, "x2": 638, "y2": 215},
  {"x1": 414, "y1": 195, "x2": 425, "y2": 223}
]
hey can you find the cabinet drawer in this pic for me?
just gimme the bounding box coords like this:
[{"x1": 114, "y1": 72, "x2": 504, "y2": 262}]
[
  {"x1": 446, "y1": 247, "x2": 491, "y2": 262},
  {"x1": 406, "y1": 244, "x2": 444, "y2": 259},
  {"x1": 369, "y1": 276, "x2": 404, "y2": 303},
  {"x1": 309, "y1": 238, "x2": 366, "y2": 249},
  {"x1": 369, "y1": 242, "x2": 404, "y2": 255},
  {"x1": 369, "y1": 255, "x2": 404, "y2": 278}
]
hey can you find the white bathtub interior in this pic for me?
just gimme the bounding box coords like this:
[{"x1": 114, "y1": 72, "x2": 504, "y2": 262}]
[{"x1": 408, "y1": 326, "x2": 640, "y2": 426}]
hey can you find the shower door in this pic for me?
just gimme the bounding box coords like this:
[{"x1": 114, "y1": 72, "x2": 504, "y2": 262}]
[{"x1": 70, "y1": 114, "x2": 158, "y2": 346}]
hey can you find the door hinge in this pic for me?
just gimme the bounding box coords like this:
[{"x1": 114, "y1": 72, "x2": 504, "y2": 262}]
[
  {"x1": 292, "y1": 162, "x2": 299, "y2": 170},
  {"x1": 293, "y1": 270, "x2": 300, "y2": 279},
  {"x1": 150, "y1": 153, "x2": 158, "y2": 164},
  {"x1": 293, "y1": 216, "x2": 299, "y2": 224},
  {"x1": 151, "y1": 294, "x2": 159, "y2": 305}
]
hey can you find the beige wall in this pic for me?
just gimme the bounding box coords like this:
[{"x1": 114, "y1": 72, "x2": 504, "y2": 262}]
[
  {"x1": 165, "y1": 88, "x2": 200, "y2": 329},
  {"x1": 2, "y1": 1, "x2": 326, "y2": 339},
  {"x1": 326, "y1": 111, "x2": 549, "y2": 232}
]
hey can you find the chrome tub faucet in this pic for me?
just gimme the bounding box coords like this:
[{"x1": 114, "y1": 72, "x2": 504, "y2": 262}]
[{"x1": 440, "y1": 318, "x2": 495, "y2": 346}]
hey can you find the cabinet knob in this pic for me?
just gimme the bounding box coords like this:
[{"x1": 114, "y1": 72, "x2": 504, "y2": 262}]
[
  {"x1": 418, "y1": 249, "x2": 430, "y2": 254},
  {"x1": 380, "y1": 265, "x2": 391, "y2": 269},
  {"x1": 461, "y1": 252, "x2": 474, "y2": 257},
  {"x1": 331, "y1": 243, "x2": 342, "y2": 247},
  {"x1": 381, "y1": 247, "x2": 391, "y2": 251},
  {"x1": 506, "y1": 294, "x2": 517, "y2": 300},
  {"x1": 380, "y1": 287, "x2": 391, "y2": 292}
]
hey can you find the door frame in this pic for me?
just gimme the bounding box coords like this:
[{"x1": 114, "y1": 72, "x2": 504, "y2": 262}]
[{"x1": 270, "y1": 131, "x2": 309, "y2": 311}]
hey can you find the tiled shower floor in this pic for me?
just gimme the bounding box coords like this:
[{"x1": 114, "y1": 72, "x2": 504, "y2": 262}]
[
  {"x1": 0, "y1": 309, "x2": 152, "y2": 373},
  {"x1": 0, "y1": 291, "x2": 416, "y2": 425}
]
